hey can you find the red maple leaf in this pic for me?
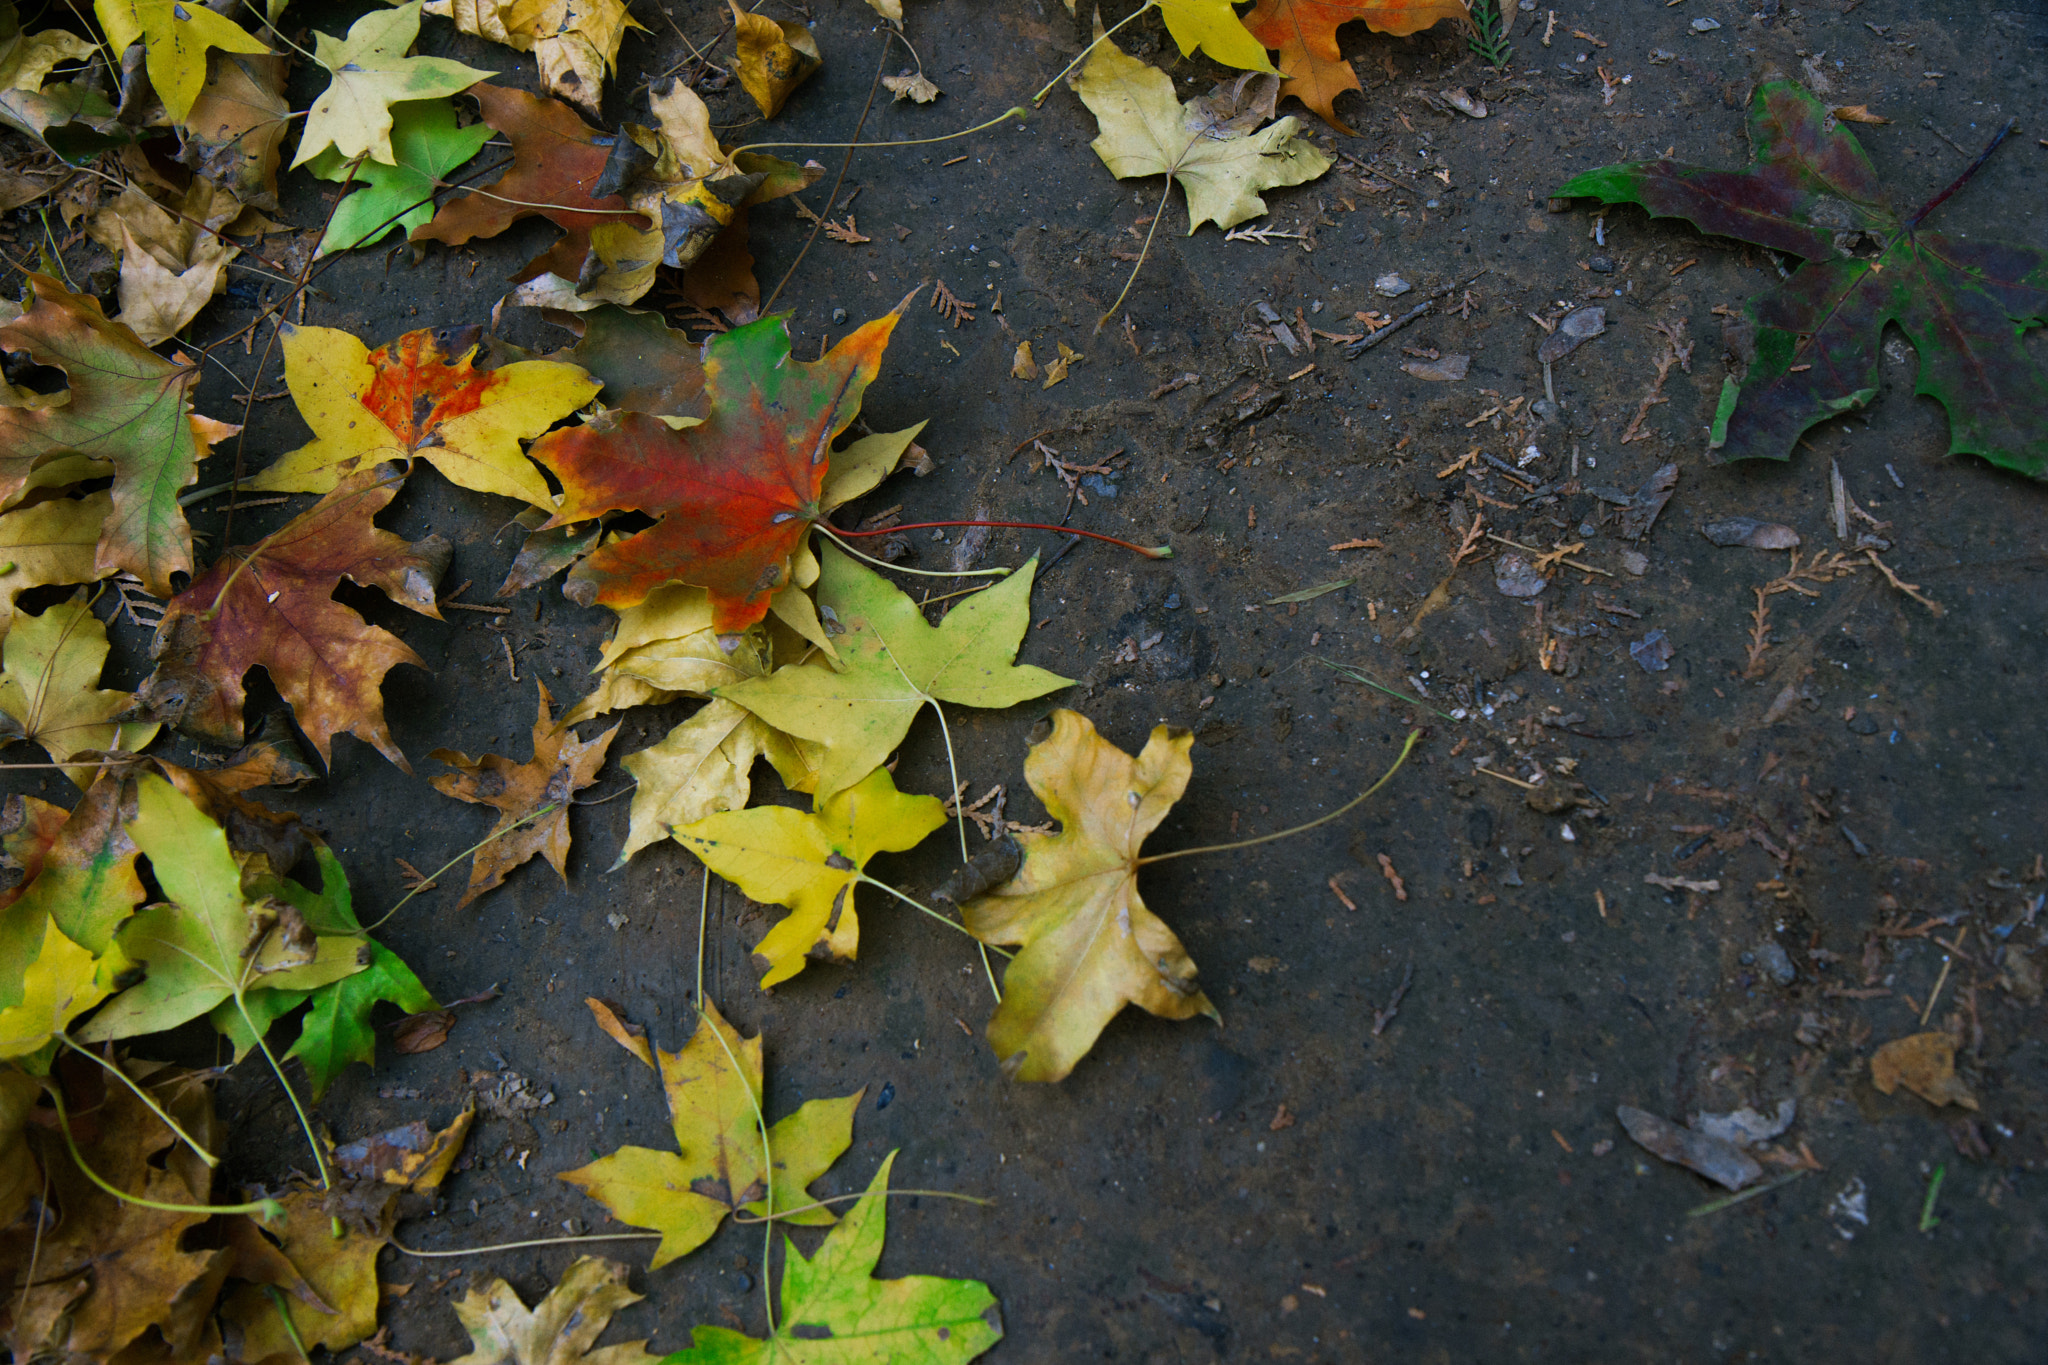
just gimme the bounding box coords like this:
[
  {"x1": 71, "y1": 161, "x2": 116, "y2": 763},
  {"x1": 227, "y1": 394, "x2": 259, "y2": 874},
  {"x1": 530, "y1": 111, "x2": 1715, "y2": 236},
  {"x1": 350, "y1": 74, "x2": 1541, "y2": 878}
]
[{"x1": 529, "y1": 310, "x2": 900, "y2": 635}]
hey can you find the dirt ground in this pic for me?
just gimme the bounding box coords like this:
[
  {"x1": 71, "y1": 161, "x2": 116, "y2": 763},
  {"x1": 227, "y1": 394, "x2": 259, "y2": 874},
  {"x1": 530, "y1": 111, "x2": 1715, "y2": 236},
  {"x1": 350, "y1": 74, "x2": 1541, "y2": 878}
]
[{"x1": 17, "y1": 0, "x2": 2048, "y2": 1358}]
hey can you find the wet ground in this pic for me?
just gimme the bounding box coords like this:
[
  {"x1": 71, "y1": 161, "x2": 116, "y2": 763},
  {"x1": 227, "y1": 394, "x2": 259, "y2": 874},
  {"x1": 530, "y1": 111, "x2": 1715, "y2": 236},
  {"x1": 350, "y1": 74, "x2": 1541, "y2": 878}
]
[{"x1": 17, "y1": 0, "x2": 2048, "y2": 1358}]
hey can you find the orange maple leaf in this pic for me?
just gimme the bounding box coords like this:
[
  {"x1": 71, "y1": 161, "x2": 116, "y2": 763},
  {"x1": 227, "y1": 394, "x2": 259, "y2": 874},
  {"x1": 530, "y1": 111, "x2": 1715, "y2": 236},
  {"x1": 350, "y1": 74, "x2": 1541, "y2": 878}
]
[{"x1": 1243, "y1": 0, "x2": 1470, "y2": 133}]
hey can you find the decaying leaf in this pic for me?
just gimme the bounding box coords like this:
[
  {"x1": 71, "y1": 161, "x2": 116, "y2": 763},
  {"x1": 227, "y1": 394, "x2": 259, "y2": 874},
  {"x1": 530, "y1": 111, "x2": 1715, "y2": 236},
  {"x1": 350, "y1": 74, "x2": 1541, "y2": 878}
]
[
  {"x1": 730, "y1": 0, "x2": 821, "y2": 120},
  {"x1": 0, "y1": 596, "x2": 159, "y2": 781},
  {"x1": 443, "y1": 1256, "x2": 660, "y2": 1365},
  {"x1": 1242, "y1": 0, "x2": 1471, "y2": 132},
  {"x1": 429, "y1": 681, "x2": 619, "y2": 907},
  {"x1": 662, "y1": 1152, "x2": 1003, "y2": 1364},
  {"x1": 883, "y1": 70, "x2": 941, "y2": 103},
  {"x1": 134, "y1": 466, "x2": 449, "y2": 771},
  {"x1": 94, "y1": 0, "x2": 271, "y2": 123},
  {"x1": 426, "y1": 0, "x2": 646, "y2": 115},
  {"x1": 531, "y1": 309, "x2": 899, "y2": 632},
  {"x1": 1073, "y1": 39, "x2": 1329, "y2": 234},
  {"x1": 294, "y1": 1, "x2": 495, "y2": 170},
  {"x1": 1557, "y1": 80, "x2": 2048, "y2": 478},
  {"x1": 551, "y1": 303, "x2": 706, "y2": 415},
  {"x1": 0, "y1": 493, "x2": 110, "y2": 640},
  {"x1": 1871, "y1": 1031, "x2": 1978, "y2": 1110},
  {"x1": 178, "y1": 52, "x2": 290, "y2": 210},
  {"x1": 560, "y1": 1001, "x2": 860, "y2": 1266},
  {"x1": 674, "y1": 765, "x2": 947, "y2": 986},
  {"x1": 248, "y1": 321, "x2": 599, "y2": 505},
  {"x1": 963, "y1": 710, "x2": 1218, "y2": 1082},
  {"x1": 722, "y1": 544, "x2": 1071, "y2": 800},
  {"x1": 1615, "y1": 1104, "x2": 1763, "y2": 1191}
]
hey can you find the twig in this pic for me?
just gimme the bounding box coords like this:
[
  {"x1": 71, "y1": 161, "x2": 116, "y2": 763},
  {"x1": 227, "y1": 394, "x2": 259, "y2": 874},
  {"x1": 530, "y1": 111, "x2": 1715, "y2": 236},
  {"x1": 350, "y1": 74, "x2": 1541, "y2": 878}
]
[{"x1": 1372, "y1": 962, "x2": 1414, "y2": 1036}]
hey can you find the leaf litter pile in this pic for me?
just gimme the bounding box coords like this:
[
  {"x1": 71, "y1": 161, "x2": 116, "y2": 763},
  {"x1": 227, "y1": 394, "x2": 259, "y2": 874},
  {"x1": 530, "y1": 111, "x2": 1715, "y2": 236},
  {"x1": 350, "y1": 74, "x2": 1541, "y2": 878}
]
[{"x1": 0, "y1": 0, "x2": 2041, "y2": 1357}]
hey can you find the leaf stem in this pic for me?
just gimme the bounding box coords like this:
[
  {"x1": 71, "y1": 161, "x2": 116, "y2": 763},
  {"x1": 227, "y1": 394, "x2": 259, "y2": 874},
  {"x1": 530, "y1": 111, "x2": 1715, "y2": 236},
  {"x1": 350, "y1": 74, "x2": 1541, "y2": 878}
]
[
  {"x1": 57, "y1": 1038, "x2": 219, "y2": 1168},
  {"x1": 1136, "y1": 730, "x2": 1421, "y2": 866},
  {"x1": 1096, "y1": 174, "x2": 1172, "y2": 335},
  {"x1": 1907, "y1": 117, "x2": 2017, "y2": 229},
  {"x1": 265, "y1": 1284, "x2": 313, "y2": 1364},
  {"x1": 730, "y1": 1186, "x2": 994, "y2": 1223},
  {"x1": 40, "y1": 1083, "x2": 285, "y2": 1223},
  {"x1": 814, "y1": 525, "x2": 1012, "y2": 578},
  {"x1": 362, "y1": 802, "x2": 562, "y2": 932},
  {"x1": 727, "y1": 107, "x2": 1030, "y2": 158},
  {"x1": 831, "y1": 520, "x2": 1172, "y2": 560},
  {"x1": 236, "y1": 994, "x2": 331, "y2": 1191},
  {"x1": 390, "y1": 1231, "x2": 663, "y2": 1257},
  {"x1": 1030, "y1": 2, "x2": 1156, "y2": 106},
  {"x1": 856, "y1": 873, "x2": 1012, "y2": 957}
]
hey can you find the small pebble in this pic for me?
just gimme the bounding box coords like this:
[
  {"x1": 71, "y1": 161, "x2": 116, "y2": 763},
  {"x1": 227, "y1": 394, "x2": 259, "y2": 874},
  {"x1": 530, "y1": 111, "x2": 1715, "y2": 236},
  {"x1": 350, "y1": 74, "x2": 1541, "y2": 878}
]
[
  {"x1": 1691, "y1": 15, "x2": 1722, "y2": 30},
  {"x1": 1757, "y1": 942, "x2": 1797, "y2": 986},
  {"x1": 1374, "y1": 272, "x2": 1412, "y2": 298},
  {"x1": 1578, "y1": 521, "x2": 1598, "y2": 538},
  {"x1": 1588, "y1": 254, "x2": 1616, "y2": 274},
  {"x1": 831, "y1": 307, "x2": 848, "y2": 324}
]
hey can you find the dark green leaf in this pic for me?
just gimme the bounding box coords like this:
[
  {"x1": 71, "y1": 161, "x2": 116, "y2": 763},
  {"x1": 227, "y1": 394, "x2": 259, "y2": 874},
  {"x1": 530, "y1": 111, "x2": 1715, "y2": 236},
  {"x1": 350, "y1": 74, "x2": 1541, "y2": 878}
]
[{"x1": 308, "y1": 98, "x2": 492, "y2": 255}]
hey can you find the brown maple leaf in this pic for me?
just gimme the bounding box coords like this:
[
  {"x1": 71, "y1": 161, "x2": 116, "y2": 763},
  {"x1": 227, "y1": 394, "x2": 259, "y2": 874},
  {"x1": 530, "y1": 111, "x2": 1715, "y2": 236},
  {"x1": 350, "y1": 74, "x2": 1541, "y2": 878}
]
[
  {"x1": 428, "y1": 681, "x2": 618, "y2": 907},
  {"x1": 134, "y1": 466, "x2": 448, "y2": 772}
]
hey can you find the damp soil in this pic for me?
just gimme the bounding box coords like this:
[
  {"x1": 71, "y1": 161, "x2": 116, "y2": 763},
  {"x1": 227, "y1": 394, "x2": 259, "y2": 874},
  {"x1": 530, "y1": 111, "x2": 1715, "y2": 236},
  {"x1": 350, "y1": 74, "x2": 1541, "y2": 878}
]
[{"x1": 18, "y1": 0, "x2": 2048, "y2": 1359}]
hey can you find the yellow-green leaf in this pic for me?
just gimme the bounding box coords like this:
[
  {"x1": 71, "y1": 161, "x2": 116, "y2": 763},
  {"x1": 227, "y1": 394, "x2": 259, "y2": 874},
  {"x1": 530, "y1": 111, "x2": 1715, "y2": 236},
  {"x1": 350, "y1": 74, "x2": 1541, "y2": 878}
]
[
  {"x1": 294, "y1": 1, "x2": 494, "y2": 169},
  {"x1": 0, "y1": 597, "x2": 158, "y2": 784},
  {"x1": 95, "y1": 0, "x2": 270, "y2": 123},
  {"x1": 0, "y1": 915, "x2": 123, "y2": 1058}
]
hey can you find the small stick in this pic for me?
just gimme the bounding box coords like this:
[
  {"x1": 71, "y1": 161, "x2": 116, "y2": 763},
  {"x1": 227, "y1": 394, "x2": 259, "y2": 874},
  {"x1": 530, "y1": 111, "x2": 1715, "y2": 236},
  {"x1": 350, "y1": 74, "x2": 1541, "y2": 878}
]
[
  {"x1": 446, "y1": 602, "x2": 511, "y2": 614},
  {"x1": 1372, "y1": 962, "x2": 1414, "y2": 1036},
  {"x1": 1328, "y1": 874, "x2": 1357, "y2": 911},
  {"x1": 500, "y1": 636, "x2": 519, "y2": 681}
]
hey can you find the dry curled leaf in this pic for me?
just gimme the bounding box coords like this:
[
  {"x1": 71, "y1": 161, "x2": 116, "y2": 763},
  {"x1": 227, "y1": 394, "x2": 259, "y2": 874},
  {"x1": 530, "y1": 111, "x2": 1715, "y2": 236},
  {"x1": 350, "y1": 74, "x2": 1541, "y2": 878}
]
[{"x1": 1871, "y1": 1031, "x2": 1978, "y2": 1110}]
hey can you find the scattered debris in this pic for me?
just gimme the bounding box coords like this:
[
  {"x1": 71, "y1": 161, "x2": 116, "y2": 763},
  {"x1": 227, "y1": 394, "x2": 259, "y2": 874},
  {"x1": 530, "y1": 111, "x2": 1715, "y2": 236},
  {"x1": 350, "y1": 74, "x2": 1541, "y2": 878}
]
[
  {"x1": 1701, "y1": 517, "x2": 1801, "y2": 550},
  {"x1": 1374, "y1": 272, "x2": 1412, "y2": 297},
  {"x1": 1617, "y1": 1105, "x2": 1764, "y2": 1190},
  {"x1": 1536, "y1": 306, "x2": 1604, "y2": 364},
  {"x1": 1629, "y1": 628, "x2": 1674, "y2": 672},
  {"x1": 1616, "y1": 463, "x2": 1679, "y2": 540}
]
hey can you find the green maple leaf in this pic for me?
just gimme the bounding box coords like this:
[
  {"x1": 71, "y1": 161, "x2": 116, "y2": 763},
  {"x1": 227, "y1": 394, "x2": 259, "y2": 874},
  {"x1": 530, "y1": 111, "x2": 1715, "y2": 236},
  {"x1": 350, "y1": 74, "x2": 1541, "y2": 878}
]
[
  {"x1": 559, "y1": 1001, "x2": 861, "y2": 1268},
  {"x1": 308, "y1": 98, "x2": 492, "y2": 254},
  {"x1": 1555, "y1": 80, "x2": 2048, "y2": 478},
  {"x1": 663, "y1": 1151, "x2": 1003, "y2": 1364},
  {"x1": 718, "y1": 543, "x2": 1071, "y2": 802},
  {"x1": 94, "y1": 0, "x2": 270, "y2": 123},
  {"x1": 294, "y1": 1, "x2": 493, "y2": 170},
  {"x1": 671, "y1": 764, "x2": 947, "y2": 987}
]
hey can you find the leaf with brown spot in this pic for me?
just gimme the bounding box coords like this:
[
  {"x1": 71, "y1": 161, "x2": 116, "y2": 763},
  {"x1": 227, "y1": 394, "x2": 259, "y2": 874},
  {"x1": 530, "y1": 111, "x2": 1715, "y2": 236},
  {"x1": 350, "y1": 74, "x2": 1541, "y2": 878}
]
[
  {"x1": 429, "y1": 681, "x2": 619, "y2": 907},
  {"x1": 441, "y1": 1256, "x2": 659, "y2": 1365},
  {"x1": 133, "y1": 465, "x2": 449, "y2": 772},
  {"x1": 729, "y1": 0, "x2": 821, "y2": 120}
]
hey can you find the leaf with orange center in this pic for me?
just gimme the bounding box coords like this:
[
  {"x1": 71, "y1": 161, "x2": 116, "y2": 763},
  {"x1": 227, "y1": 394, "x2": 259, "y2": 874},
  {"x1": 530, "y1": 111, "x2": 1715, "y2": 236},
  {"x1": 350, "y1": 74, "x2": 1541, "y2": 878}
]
[
  {"x1": 134, "y1": 466, "x2": 450, "y2": 772},
  {"x1": 529, "y1": 307, "x2": 900, "y2": 635},
  {"x1": 411, "y1": 83, "x2": 648, "y2": 285},
  {"x1": 247, "y1": 322, "x2": 599, "y2": 507},
  {"x1": 428, "y1": 681, "x2": 619, "y2": 907},
  {"x1": 1242, "y1": 0, "x2": 1471, "y2": 133}
]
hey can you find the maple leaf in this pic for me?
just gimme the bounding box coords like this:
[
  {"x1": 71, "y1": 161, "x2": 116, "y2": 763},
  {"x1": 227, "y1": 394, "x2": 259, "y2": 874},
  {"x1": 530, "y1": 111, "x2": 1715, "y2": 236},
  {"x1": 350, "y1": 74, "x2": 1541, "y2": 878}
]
[
  {"x1": 294, "y1": 1, "x2": 494, "y2": 170},
  {"x1": 674, "y1": 765, "x2": 947, "y2": 986},
  {"x1": 0, "y1": 596, "x2": 160, "y2": 781},
  {"x1": 1074, "y1": 37, "x2": 1330, "y2": 234},
  {"x1": 218, "y1": 1181, "x2": 385, "y2": 1358},
  {"x1": 1557, "y1": 81, "x2": 2048, "y2": 477},
  {"x1": 4, "y1": 770, "x2": 144, "y2": 954},
  {"x1": 530, "y1": 309, "x2": 900, "y2": 633},
  {"x1": 721, "y1": 544, "x2": 1072, "y2": 802},
  {"x1": 441, "y1": 1257, "x2": 659, "y2": 1365},
  {"x1": 247, "y1": 322, "x2": 599, "y2": 505},
  {"x1": 76, "y1": 774, "x2": 369, "y2": 1042},
  {"x1": 427, "y1": 0, "x2": 646, "y2": 115},
  {"x1": 0, "y1": 492, "x2": 111, "y2": 640},
  {"x1": 0, "y1": 914, "x2": 121, "y2": 1058},
  {"x1": 963, "y1": 709, "x2": 1217, "y2": 1082},
  {"x1": 560, "y1": 1001, "x2": 861, "y2": 1266},
  {"x1": 412, "y1": 83, "x2": 648, "y2": 285},
  {"x1": 554, "y1": 303, "x2": 707, "y2": 415},
  {"x1": 94, "y1": 0, "x2": 270, "y2": 123},
  {"x1": 179, "y1": 52, "x2": 289, "y2": 210},
  {"x1": 729, "y1": 0, "x2": 821, "y2": 120},
  {"x1": 663, "y1": 1151, "x2": 1003, "y2": 1364},
  {"x1": 428, "y1": 681, "x2": 619, "y2": 907},
  {"x1": 309, "y1": 97, "x2": 493, "y2": 254},
  {"x1": 0, "y1": 274, "x2": 211, "y2": 594},
  {"x1": 134, "y1": 466, "x2": 450, "y2": 771},
  {"x1": 1242, "y1": 0, "x2": 1470, "y2": 133},
  {"x1": 1157, "y1": 0, "x2": 1279, "y2": 73}
]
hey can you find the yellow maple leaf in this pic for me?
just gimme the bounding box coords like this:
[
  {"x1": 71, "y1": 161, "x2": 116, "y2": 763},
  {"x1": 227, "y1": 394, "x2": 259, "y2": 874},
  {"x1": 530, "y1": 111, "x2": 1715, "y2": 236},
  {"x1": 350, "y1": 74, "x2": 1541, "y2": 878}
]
[
  {"x1": 294, "y1": 1, "x2": 494, "y2": 169},
  {"x1": 1157, "y1": 0, "x2": 1278, "y2": 72},
  {"x1": 95, "y1": 0, "x2": 270, "y2": 124},
  {"x1": 0, "y1": 596, "x2": 159, "y2": 785},
  {"x1": 425, "y1": 0, "x2": 646, "y2": 114}
]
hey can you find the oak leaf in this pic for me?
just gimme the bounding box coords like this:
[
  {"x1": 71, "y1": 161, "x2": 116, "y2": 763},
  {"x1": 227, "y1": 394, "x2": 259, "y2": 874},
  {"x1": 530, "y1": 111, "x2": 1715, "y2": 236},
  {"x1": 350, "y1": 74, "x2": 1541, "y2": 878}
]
[
  {"x1": 294, "y1": 1, "x2": 494, "y2": 170},
  {"x1": 1242, "y1": 0, "x2": 1470, "y2": 132},
  {"x1": 964, "y1": 709, "x2": 1217, "y2": 1081},
  {"x1": 1074, "y1": 37, "x2": 1330, "y2": 234},
  {"x1": 674, "y1": 765, "x2": 947, "y2": 986},
  {"x1": 444, "y1": 1257, "x2": 659, "y2": 1365},
  {"x1": 0, "y1": 596, "x2": 160, "y2": 781},
  {"x1": 663, "y1": 1152, "x2": 1003, "y2": 1364},
  {"x1": 560, "y1": 1002, "x2": 860, "y2": 1267},
  {"x1": 729, "y1": 0, "x2": 821, "y2": 120},
  {"x1": 247, "y1": 321, "x2": 599, "y2": 505},
  {"x1": 1556, "y1": 81, "x2": 2048, "y2": 477},
  {"x1": 412, "y1": 83, "x2": 648, "y2": 284},
  {"x1": 94, "y1": 0, "x2": 271, "y2": 123},
  {"x1": 134, "y1": 466, "x2": 450, "y2": 771},
  {"x1": 428, "y1": 681, "x2": 619, "y2": 907},
  {"x1": 426, "y1": 0, "x2": 646, "y2": 115},
  {"x1": 530, "y1": 309, "x2": 899, "y2": 633},
  {"x1": 722, "y1": 544, "x2": 1071, "y2": 801},
  {"x1": 0, "y1": 492, "x2": 112, "y2": 640},
  {"x1": 309, "y1": 96, "x2": 493, "y2": 254},
  {"x1": 0, "y1": 274, "x2": 212, "y2": 594}
]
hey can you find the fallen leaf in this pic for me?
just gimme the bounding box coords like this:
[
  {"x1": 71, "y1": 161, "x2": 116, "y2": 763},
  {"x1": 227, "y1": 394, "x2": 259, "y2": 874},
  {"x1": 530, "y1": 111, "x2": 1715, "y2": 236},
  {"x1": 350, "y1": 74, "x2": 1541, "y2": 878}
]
[
  {"x1": 429, "y1": 681, "x2": 619, "y2": 907},
  {"x1": 730, "y1": 0, "x2": 821, "y2": 119},
  {"x1": 1833, "y1": 104, "x2": 1889, "y2": 124},
  {"x1": 219, "y1": 1185, "x2": 389, "y2": 1357},
  {"x1": 1400, "y1": 353, "x2": 1469, "y2": 382},
  {"x1": 1700, "y1": 516, "x2": 1801, "y2": 549},
  {"x1": 0, "y1": 493, "x2": 111, "y2": 640},
  {"x1": 677, "y1": 212, "x2": 763, "y2": 322},
  {"x1": 443, "y1": 1256, "x2": 659, "y2": 1365},
  {"x1": 673, "y1": 765, "x2": 947, "y2": 986},
  {"x1": 1242, "y1": 0, "x2": 1470, "y2": 132},
  {"x1": 1041, "y1": 340, "x2": 1082, "y2": 388},
  {"x1": 0, "y1": 595, "x2": 159, "y2": 780},
  {"x1": 111, "y1": 219, "x2": 233, "y2": 347},
  {"x1": 552, "y1": 303, "x2": 706, "y2": 415},
  {"x1": 882, "y1": 70, "x2": 941, "y2": 103},
  {"x1": 426, "y1": 0, "x2": 646, "y2": 115},
  {"x1": 1156, "y1": 0, "x2": 1278, "y2": 73},
  {"x1": 1616, "y1": 1104, "x2": 1763, "y2": 1190},
  {"x1": 134, "y1": 466, "x2": 447, "y2": 770},
  {"x1": 3, "y1": 769, "x2": 144, "y2": 953},
  {"x1": 661, "y1": 1151, "x2": 1003, "y2": 1364},
  {"x1": 864, "y1": 0, "x2": 903, "y2": 20},
  {"x1": 94, "y1": 0, "x2": 271, "y2": 123},
  {"x1": 1871, "y1": 1031, "x2": 1978, "y2": 1110},
  {"x1": 721, "y1": 544, "x2": 1071, "y2": 800},
  {"x1": 294, "y1": 1, "x2": 495, "y2": 171},
  {"x1": 309, "y1": 96, "x2": 493, "y2": 254},
  {"x1": 392, "y1": 1008, "x2": 455, "y2": 1053},
  {"x1": 584, "y1": 996, "x2": 654, "y2": 1067},
  {"x1": 412, "y1": 83, "x2": 647, "y2": 284},
  {"x1": 616, "y1": 700, "x2": 787, "y2": 866},
  {"x1": 333, "y1": 1103, "x2": 475, "y2": 1188},
  {"x1": 0, "y1": 912, "x2": 121, "y2": 1057},
  {"x1": 1011, "y1": 340, "x2": 1038, "y2": 380},
  {"x1": 178, "y1": 52, "x2": 290, "y2": 209},
  {"x1": 963, "y1": 710, "x2": 1218, "y2": 1082},
  {"x1": 0, "y1": 274, "x2": 211, "y2": 593},
  {"x1": 1074, "y1": 38, "x2": 1329, "y2": 234},
  {"x1": 247, "y1": 321, "x2": 598, "y2": 505},
  {"x1": 530, "y1": 309, "x2": 900, "y2": 632},
  {"x1": 1558, "y1": 80, "x2": 2048, "y2": 478},
  {"x1": 560, "y1": 1001, "x2": 860, "y2": 1266}
]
